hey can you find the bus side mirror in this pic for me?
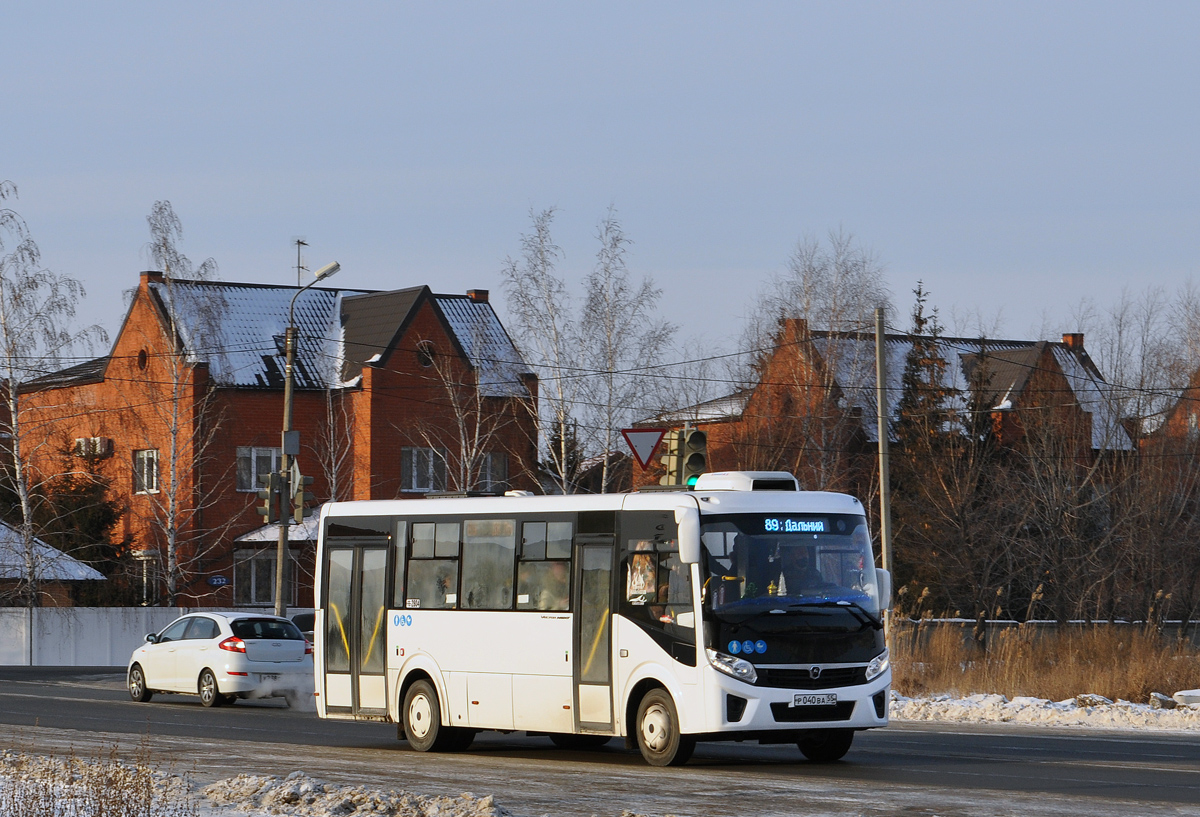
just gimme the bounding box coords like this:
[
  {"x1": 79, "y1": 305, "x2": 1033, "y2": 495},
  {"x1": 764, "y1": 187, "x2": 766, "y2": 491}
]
[
  {"x1": 876, "y1": 568, "x2": 892, "y2": 610},
  {"x1": 676, "y1": 506, "x2": 700, "y2": 564}
]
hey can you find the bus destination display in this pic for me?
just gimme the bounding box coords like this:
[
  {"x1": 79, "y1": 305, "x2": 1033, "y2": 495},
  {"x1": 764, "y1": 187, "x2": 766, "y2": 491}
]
[{"x1": 762, "y1": 517, "x2": 826, "y2": 533}]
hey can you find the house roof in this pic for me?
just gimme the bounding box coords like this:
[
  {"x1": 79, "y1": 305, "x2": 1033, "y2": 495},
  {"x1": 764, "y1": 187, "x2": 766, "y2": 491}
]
[
  {"x1": 22, "y1": 356, "x2": 110, "y2": 391},
  {"x1": 810, "y1": 332, "x2": 1132, "y2": 451},
  {"x1": 0, "y1": 522, "x2": 106, "y2": 581},
  {"x1": 647, "y1": 330, "x2": 1133, "y2": 452},
  {"x1": 142, "y1": 279, "x2": 531, "y2": 395}
]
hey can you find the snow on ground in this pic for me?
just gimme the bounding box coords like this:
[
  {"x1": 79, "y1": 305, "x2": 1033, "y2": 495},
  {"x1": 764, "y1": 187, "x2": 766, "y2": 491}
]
[
  {"x1": 891, "y1": 690, "x2": 1200, "y2": 730},
  {"x1": 7, "y1": 694, "x2": 1200, "y2": 817}
]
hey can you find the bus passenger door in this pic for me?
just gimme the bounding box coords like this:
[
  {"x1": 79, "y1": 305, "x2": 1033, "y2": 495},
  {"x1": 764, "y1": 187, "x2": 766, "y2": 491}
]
[
  {"x1": 323, "y1": 543, "x2": 389, "y2": 718},
  {"x1": 573, "y1": 540, "x2": 614, "y2": 730}
]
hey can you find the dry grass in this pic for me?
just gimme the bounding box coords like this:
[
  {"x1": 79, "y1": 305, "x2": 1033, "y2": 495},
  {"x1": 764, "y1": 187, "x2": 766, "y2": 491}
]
[
  {"x1": 0, "y1": 741, "x2": 197, "y2": 817},
  {"x1": 892, "y1": 623, "x2": 1200, "y2": 703}
]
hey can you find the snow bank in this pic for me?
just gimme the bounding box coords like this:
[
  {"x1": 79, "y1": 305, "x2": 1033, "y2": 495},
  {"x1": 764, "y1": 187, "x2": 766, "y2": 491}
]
[
  {"x1": 891, "y1": 691, "x2": 1200, "y2": 730},
  {"x1": 202, "y1": 771, "x2": 513, "y2": 817}
]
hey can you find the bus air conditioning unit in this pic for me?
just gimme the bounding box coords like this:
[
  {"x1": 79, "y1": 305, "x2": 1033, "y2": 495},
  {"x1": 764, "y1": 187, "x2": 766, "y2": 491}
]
[{"x1": 690, "y1": 471, "x2": 799, "y2": 492}]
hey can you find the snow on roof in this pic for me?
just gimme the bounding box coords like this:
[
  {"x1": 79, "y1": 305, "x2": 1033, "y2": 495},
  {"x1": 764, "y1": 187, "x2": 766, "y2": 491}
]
[
  {"x1": 234, "y1": 514, "x2": 322, "y2": 543},
  {"x1": 151, "y1": 280, "x2": 369, "y2": 389},
  {"x1": 435, "y1": 296, "x2": 532, "y2": 398},
  {"x1": 0, "y1": 522, "x2": 105, "y2": 581},
  {"x1": 150, "y1": 281, "x2": 530, "y2": 396}
]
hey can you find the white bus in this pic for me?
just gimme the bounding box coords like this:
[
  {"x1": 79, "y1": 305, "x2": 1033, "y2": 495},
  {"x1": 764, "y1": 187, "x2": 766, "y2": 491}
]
[{"x1": 313, "y1": 471, "x2": 892, "y2": 766}]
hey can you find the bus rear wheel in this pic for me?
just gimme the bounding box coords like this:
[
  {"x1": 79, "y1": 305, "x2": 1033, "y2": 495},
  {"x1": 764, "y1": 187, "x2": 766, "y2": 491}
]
[
  {"x1": 797, "y1": 728, "x2": 854, "y2": 763},
  {"x1": 402, "y1": 680, "x2": 471, "y2": 752},
  {"x1": 635, "y1": 689, "x2": 695, "y2": 766}
]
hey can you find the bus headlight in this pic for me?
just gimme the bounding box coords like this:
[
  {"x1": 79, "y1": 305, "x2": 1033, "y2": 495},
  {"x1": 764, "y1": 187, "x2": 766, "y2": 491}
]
[
  {"x1": 706, "y1": 649, "x2": 758, "y2": 684},
  {"x1": 865, "y1": 648, "x2": 890, "y2": 682}
]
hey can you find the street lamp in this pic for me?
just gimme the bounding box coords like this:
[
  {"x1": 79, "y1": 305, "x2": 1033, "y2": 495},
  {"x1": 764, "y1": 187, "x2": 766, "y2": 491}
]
[{"x1": 274, "y1": 260, "x2": 340, "y2": 616}]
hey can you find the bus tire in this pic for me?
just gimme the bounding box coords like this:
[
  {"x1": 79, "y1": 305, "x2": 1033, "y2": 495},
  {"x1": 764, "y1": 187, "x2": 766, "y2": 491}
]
[
  {"x1": 635, "y1": 689, "x2": 695, "y2": 766},
  {"x1": 549, "y1": 734, "x2": 612, "y2": 750},
  {"x1": 798, "y1": 728, "x2": 854, "y2": 763},
  {"x1": 402, "y1": 680, "x2": 468, "y2": 752}
]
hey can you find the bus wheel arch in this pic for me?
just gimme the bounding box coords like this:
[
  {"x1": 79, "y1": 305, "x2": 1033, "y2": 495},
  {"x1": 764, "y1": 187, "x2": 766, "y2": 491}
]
[
  {"x1": 626, "y1": 681, "x2": 695, "y2": 766},
  {"x1": 400, "y1": 674, "x2": 473, "y2": 753}
]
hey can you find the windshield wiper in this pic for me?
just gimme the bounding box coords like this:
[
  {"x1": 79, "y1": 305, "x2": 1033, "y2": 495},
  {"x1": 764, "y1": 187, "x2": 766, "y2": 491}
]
[{"x1": 788, "y1": 600, "x2": 883, "y2": 631}]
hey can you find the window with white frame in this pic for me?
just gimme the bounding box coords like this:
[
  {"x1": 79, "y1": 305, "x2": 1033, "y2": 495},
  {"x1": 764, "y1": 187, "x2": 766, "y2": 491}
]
[
  {"x1": 233, "y1": 548, "x2": 298, "y2": 606},
  {"x1": 236, "y1": 446, "x2": 282, "y2": 492},
  {"x1": 475, "y1": 451, "x2": 508, "y2": 492},
  {"x1": 133, "y1": 449, "x2": 159, "y2": 494},
  {"x1": 401, "y1": 447, "x2": 447, "y2": 492}
]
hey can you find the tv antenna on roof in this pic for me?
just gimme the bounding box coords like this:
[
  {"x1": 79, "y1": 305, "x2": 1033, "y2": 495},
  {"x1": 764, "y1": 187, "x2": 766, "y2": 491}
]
[{"x1": 294, "y1": 238, "x2": 308, "y2": 286}]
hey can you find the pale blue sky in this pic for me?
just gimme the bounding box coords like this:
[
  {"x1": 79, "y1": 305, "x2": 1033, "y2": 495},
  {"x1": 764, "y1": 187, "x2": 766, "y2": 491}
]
[{"x1": 5, "y1": 2, "x2": 1198, "y2": 361}]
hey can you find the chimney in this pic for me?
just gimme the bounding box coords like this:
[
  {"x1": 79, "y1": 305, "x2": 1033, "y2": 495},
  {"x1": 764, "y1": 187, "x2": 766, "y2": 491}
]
[
  {"x1": 141, "y1": 270, "x2": 165, "y2": 285},
  {"x1": 1062, "y1": 333, "x2": 1084, "y2": 350},
  {"x1": 467, "y1": 289, "x2": 489, "y2": 303}
]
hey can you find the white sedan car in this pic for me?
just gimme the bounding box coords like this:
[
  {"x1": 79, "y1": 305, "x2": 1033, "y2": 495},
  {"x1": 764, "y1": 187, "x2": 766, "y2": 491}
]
[{"x1": 127, "y1": 612, "x2": 313, "y2": 707}]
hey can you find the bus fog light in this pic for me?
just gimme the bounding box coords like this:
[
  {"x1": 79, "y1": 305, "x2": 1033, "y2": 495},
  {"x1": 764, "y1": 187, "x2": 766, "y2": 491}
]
[
  {"x1": 706, "y1": 649, "x2": 758, "y2": 684},
  {"x1": 866, "y1": 648, "x2": 890, "y2": 682}
]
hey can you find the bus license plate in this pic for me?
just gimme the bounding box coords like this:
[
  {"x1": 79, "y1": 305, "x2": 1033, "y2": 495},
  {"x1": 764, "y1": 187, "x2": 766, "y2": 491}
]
[{"x1": 792, "y1": 693, "x2": 837, "y2": 707}]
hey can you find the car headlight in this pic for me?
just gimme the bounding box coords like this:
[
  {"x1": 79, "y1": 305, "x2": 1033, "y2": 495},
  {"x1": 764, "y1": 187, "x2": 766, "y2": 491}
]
[
  {"x1": 865, "y1": 648, "x2": 890, "y2": 682},
  {"x1": 706, "y1": 649, "x2": 758, "y2": 684}
]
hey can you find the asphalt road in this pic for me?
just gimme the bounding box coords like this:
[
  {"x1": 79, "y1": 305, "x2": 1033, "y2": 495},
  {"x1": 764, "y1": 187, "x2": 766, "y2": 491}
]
[{"x1": 1, "y1": 667, "x2": 1198, "y2": 816}]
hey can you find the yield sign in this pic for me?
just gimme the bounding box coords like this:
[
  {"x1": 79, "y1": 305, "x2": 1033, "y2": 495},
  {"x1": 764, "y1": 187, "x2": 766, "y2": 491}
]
[{"x1": 622, "y1": 428, "x2": 667, "y2": 470}]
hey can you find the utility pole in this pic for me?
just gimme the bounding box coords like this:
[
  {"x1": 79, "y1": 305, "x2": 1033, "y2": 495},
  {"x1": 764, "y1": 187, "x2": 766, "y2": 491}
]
[
  {"x1": 274, "y1": 258, "x2": 340, "y2": 617},
  {"x1": 875, "y1": 307, "x2": 894, "y2": 645}
]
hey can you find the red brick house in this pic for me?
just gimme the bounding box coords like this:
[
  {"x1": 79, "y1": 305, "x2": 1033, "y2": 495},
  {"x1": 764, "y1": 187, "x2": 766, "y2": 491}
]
[
  {"x1": 634, "y1": 319, "x2": 1132, "y2": 490},
  {"x1": 21, "y1": 272, "x2": 538, "y2": 607}
]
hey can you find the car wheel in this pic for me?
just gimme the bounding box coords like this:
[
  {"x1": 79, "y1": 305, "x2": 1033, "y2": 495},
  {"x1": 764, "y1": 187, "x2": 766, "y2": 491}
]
[
  {"x1": 128, "y1": 665, "x2": 153, "y2": 703},
  {"x1": 198, "y1": 669, "x2": 225, "y2": 708},
  {"x1": 635, "y1": 689, "x2": 695, "y2": 766},
  {"x1": 797, "y1": 728, "x2": 854, "y2": 763},
  {"x1": 283, "y1": 690, "x2": 306, "y2": 709},
  {"x1": 402, "y1": 680, "x2": 466, "y2": 751},
  {"x1": 549, "y1": 733, "x2": 612, "y2": 750}
]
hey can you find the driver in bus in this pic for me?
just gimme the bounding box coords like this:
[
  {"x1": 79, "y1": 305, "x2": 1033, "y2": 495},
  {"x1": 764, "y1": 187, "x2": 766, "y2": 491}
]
[{"x1": 777, "y1": 546, "x2": 828, "y2": 596}]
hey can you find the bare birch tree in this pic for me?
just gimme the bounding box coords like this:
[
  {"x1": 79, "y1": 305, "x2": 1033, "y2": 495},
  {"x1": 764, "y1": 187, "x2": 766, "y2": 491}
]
[
  {"x1": 501, "y1": 208, "x2": 581, "y2": 493},
  {"x1": 0, "y1": 180, "x2": 106, "y2": 606},
  {"x1": 579, "y1": 208, "x2": 675, "y2": 492},
  {"x1": 130, "y1": 200, "x2": 232, "y2": 604}
]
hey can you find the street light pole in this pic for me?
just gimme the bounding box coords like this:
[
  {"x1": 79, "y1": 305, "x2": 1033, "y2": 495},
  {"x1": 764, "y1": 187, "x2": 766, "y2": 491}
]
[{"x1": 274, "y1": 260, "x2": 340, "y2": 617}]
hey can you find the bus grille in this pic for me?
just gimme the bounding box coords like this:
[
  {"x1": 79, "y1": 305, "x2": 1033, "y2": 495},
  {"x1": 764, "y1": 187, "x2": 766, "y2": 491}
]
[
  {"x1": 755, "y1": 666, "x2": 866, "y2": 690},
  {"x1": 770, "y1": 701, "x2": 856, "y2": 723}
]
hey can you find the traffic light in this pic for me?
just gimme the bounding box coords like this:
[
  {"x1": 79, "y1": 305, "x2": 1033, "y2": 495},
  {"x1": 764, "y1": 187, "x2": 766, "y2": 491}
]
[
  {"x1": 659, "y1": 430, "x2": 683, "y2": 485},
  {"x1": 292, "y1": 473, "x2": 315, "y2": 524},
  {"x1": 681, "y1": 428, "x2": 707, "y2": 488},
  {"x1": 256, "y1": 472, "x2": 280, "y2": 523}
]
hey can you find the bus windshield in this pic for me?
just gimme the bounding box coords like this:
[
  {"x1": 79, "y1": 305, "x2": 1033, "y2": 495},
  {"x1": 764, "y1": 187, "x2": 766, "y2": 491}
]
[{"x1": 701, "y1": 513, "x2": 881, "y2": 616}]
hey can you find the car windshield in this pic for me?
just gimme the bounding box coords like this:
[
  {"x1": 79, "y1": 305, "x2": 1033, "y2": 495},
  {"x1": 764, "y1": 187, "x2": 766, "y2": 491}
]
[
  {"x1": 231, "y1": 618, "x2": 304, "y2": 640},
  {"x1": 701, "y1": 512, "x2": 882, "y2": 616}
]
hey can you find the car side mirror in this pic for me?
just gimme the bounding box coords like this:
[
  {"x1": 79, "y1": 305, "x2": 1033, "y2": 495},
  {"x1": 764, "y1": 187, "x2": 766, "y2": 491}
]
[{"x1": 145, "y1": 633, "x2": 157, "y2": 644}]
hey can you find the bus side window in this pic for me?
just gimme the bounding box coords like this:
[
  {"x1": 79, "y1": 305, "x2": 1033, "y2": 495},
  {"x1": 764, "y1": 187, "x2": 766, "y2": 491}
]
[
  {"x1": 406, "y1": 522, "x2": 460, "y2": 609},
  {"x1": 517, "y1": 520, "x2": 571, "y2": 611},
  {"x1": 461, "y1": 519, "x2": 516, "y2": 610}
]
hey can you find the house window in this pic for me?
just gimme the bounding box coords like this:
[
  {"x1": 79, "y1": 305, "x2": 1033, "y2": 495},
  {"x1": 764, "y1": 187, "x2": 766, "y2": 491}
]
[
  {"x1": 401, "y1": 447, "x2": 447, "y2": 492},
  {"x1": 237, "y1": 446, "x2": 282, "y2": 492},
  {"x1": 233, "y1": 549, "x2": 297, "y2": 606},
  {"x1": 133, "y1": 449, "x2": 159, "y2": 494},
  {"x1": 475, "y1": 452, "x2": 508, "y2": 493}
]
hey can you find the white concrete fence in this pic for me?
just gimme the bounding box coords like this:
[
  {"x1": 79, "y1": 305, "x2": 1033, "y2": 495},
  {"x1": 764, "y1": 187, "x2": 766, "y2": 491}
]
[{"x1": 0, "y1": 607, "x2": 313, "y2": 666}]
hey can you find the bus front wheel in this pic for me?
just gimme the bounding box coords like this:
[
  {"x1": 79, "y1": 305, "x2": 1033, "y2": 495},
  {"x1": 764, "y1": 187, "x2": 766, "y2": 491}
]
[
  {"x1": 797, "y1": 728, "x2": 854, "y2": 763},
  {"x1": 402, "y1": 680, "x2": 470, "y2": 752},
  {"x1": 635, "y1": 689, "x2": 695, "y2": 766}
]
